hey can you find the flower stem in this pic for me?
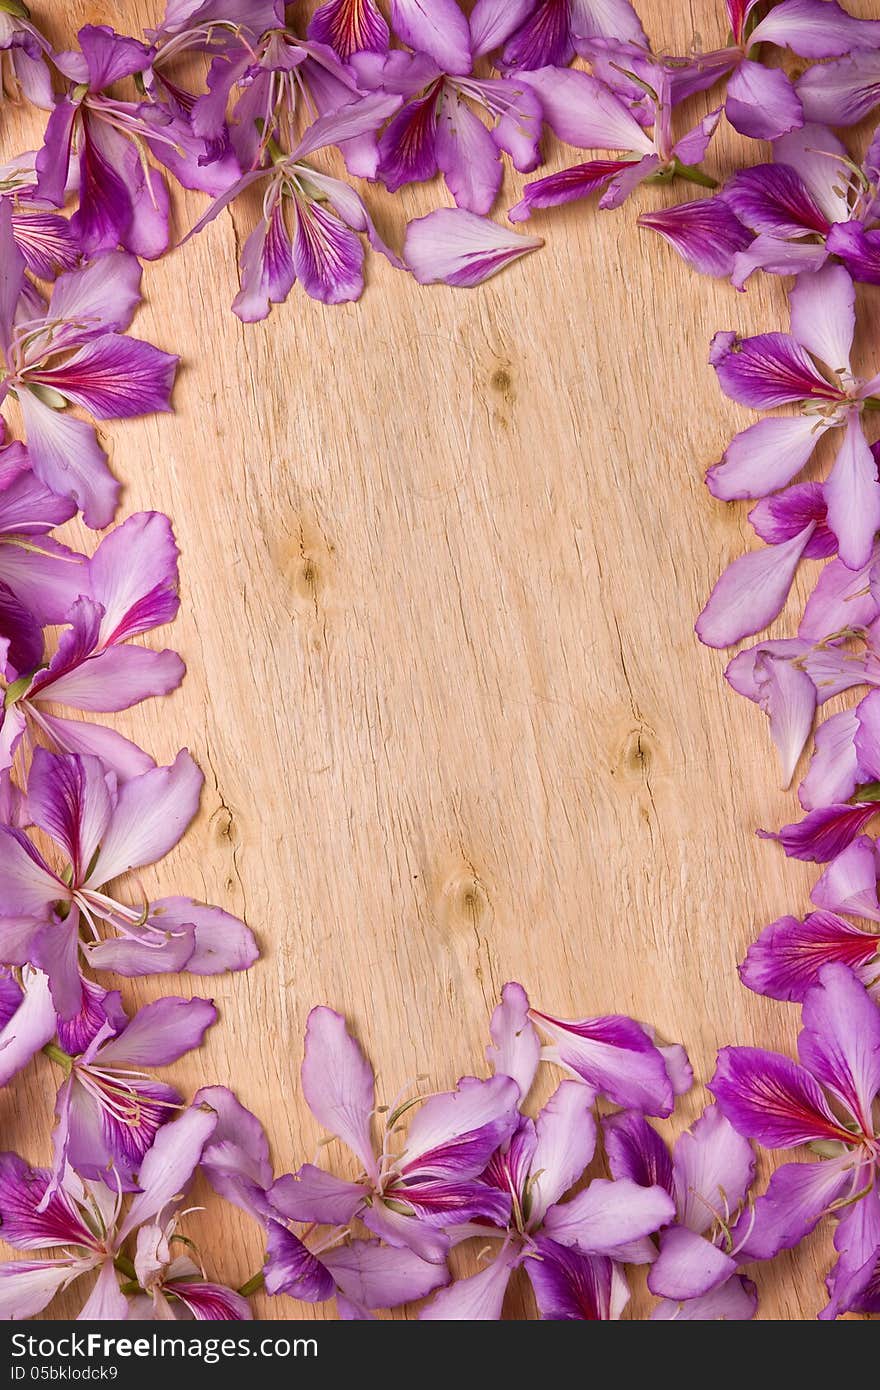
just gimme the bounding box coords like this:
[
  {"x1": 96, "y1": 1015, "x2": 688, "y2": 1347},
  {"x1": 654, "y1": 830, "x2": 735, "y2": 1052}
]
[
  {"x1": 672, "y1": 159, "x2": 718, "y2": 190},
  {"x1": 238, "y1": 1271, "x2": 265, "y2": 1297},
  {"x1": 42, "y1": 1043, "x2": 73, "y2": 1074}
]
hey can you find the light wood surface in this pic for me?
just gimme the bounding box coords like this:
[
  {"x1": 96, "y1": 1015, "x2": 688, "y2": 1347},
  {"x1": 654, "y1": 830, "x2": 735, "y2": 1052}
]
[{"x1": 4, "y1": 0, "x2": 874, "y2": 1321}]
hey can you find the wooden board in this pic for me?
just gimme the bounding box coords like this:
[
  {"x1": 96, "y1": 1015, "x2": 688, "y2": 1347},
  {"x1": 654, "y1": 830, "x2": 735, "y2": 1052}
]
[{"x1": 4, "y1": 0, "x2": 872, "y2": 1321}]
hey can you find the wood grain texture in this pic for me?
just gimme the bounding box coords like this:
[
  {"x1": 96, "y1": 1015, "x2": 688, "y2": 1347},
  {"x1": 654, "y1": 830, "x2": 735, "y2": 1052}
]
[{"x1": 3, "y1": 0, "x2": 875, "y2": 1321}]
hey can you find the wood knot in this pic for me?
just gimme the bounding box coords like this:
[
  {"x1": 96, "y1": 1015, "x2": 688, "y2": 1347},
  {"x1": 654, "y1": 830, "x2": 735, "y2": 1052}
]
[
  {"x1": 617, "y1": 727, "x2": 654, "y2": 779},
  {"x1": 272, "y1": 516, "x2": 336, "y2": 624},
  {"x1": 491, "y1": 367, "x2": 513, "y2": 395},
  {"x1": 438, "y1": 864, "x2": 492, "y2": 935}
]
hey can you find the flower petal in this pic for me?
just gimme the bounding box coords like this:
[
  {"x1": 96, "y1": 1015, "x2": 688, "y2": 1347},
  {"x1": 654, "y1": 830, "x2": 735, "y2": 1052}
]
[
  {"x1": 797, "y1": 50, "x2": 880, "y2": 126},
  {"x1": 672, "y1": 1105, "x2": 755, "y2": 1235},
  {"x1": 300, "y1": 1006, "x2": 377, "y2": 1178},
  {"x1": 790, "y1": 262, "x2": 855, "y2": 375},
  {"x1": 638, "y1": 197, "x2": 751, "y2": 279},
  {"x1": 17, "y1": 391, "x2": 119, "y2": 530},
  {"x1": 797, "y1": 963, "x2": 880, "y2": 1134},
  {"x1": 486, "y1": 980, "x2": 540, "y2": 1098},
  {"x1": 322, "y1": 1239, "x2": 449, "y2": 1309},
  {"x1": 263, "y1": 1221, "x2": 335, "y2": 1302},
  {"x1": 96, "y1": 995, "x2": 216, "y2": 1069},
  {"x1": 811, "y1": 837, "x2": 880, "y2": 920},
  {"x1": 270, "y1": 1165, "x2": 365, "y2": 1225},
  {"x1": 528, "y1": 1081, "x2": 597, "y2": 1225},
  {"x1": 761, "y1": 802, "x2": 880, "y2": 863},
  {"x1": 144, "y1": 897, "x2": 257, "y2": 974},
  {"x1": 390, "y1": 0, "x2": 472, "y2": 75},
  {"x1": 648, "y1": 1227, "x2": 737, "y2": 1301},
  {"x1": 800, "y1": 710, "x2": 859, "y2": 810},
  {"x1": 602, "y1": 1111, "x2": 675, "y2": 1194},
  {"x1": 710, "y1": 330, "x2": 839, "y2": 408},
  {"x1": 710, "y1": 1045, "x2": 851, "y2": 1147},
  {"x1": 420, "y1": 1245, "x2": 516, "y2": 1320},
  {"x1": 824, "y1": 417, "x2": 880, "y2": 571},
  {"x1": 750, "y1": 0, "x2": 880, "y2": 59},
  {"x1": 89, "y1": 749, "x2": 203, "y2": 886},
  {"x1": 118, "y1": 1102, "x2": 218, "y2": 1240},
  {"x1": 695, "y1": 526, "x2": 815, "y2": 649},
  {"x1": 402, "y1": 1074, "x2": 519, "y2": 1179},
  {"x1": 526, "y1": 1237, "x2": 620, "y2": 1320},
  {"x1": 435, "y1": 90, "x2": 501, "y2": 215},
  {"x1": 737, "y1": 1156, "x2": 852, "y2": 1259},
  {"x1": 30, "y1": 334, "x2": 178, "y2": 421},
  {"x1": 405, "y1": 208, "x2": 542, "y2": 286},
  {"x1": 530, "y1": 1009, "x2": 677, "y2": 1116},
  {"x1": 707, "y1": 414, "x2": 828, "y2": 500},
  {"x1": 542, "y1": 1178, "x2": 675, "y2": 1254},
  {"x1": 725, "y1": 60, "x2": 803, "y2": 140},
  {"x1": 516, "y1": 66, "x2": 654, "y2": 154}
]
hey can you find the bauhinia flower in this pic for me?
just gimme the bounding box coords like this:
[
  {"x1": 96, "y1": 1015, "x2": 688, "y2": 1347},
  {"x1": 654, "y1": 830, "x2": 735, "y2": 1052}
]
[
  {"x1": 490, "y1": 0, "x2": 647, "y2": 70},
  {"x1": 0, "y1": 1103, "x2": 224, "y2": 1320},
  {"x1": 404, "y1": 208, "x2": 543, "y2": 288},
  {"x1": 508, "y1": 64, "x2": 721, "y2": 222},
  {"x1": 0, "y1": 510, "x2": 184, "y2": 779},
  {"x1": 266, "y1": 1006, "x2": 520, "y2": 1264},
  {"x1": 0, "y1": 2, "x2": 52, "y2": 109},
  {"x1": 0, "y1": 746, "x2": 258, "y2": 1015},
  {"x1": 197, "y1": 1084, "x2": 450, "y2": 1318},
  {"x1": 358, "y1": 32, "x2": 543, "y2": 216},
  {"x1": 0, "y1": 218, "x2": 178, "y2": 527},
  {"x1": 699, "y1": 263, "x2": 880, "y2": 586},
  {"x1": 0, "y1": 154, "x2": 79, "y2": 278},
  {"x1": 741, "y1": 836, "x2": 880, "y2": 1002},
  {"x1": 605, "y1": 1106, "x2": 758, "y2": 1320},
  {"x1": 711, "y1": 963, "x2": 880, "y2": 1319},
  {"x1": 188, "y1": 95, "x2": 404, "y2": 314},
  {"x1": 0, "y1": 432, "x2": 85, "y2": 627},
  {"x1": 417, "y1": 983, "x2": 679, "y2": 1320}
]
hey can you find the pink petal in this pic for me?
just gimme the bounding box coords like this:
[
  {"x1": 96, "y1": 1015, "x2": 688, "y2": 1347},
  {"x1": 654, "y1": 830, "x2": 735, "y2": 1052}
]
[
  {"x1": 469, "y1": 0, "x2": 535, "y2": 56},
  {"x1": 773, "y1": 124, "x2": 851, "y2": 224},
  {"x1": 88, "y1": 749, "x2": 203, "y2": 885},
  {"x1": 271, "y1": 1165, "x2": 365, "y2": 1225},
  {"x1": 811, "y1": 837, "x2": 880, "y2": 920},
  {"x1": 799, "y1": 708, "x2": 859, "y2": 810},
  {"x1": 420, "y1": 1245, "x2": 516, "y2": 1320},
  {"x1": 542, "y1": 1178, "x2": 676, "y2": 1254},
  {"x1": 390, "y1": 0, "x2": 472, "y2": 74},
  {"x1": 517, "y1": 66, "x2": 654, "y2": 153},
  {"x1": 301, "y1": 1006, "x2": 377, "y2": 1178},
  {"x1": 672, "y1": 1106, "x2": 755, "y2": 1235},
  {"x1": 741, "y1": 909, "x2": 880, "y2": 1003},
  {"x1": 44, "y1": 646, "x2": 184, "y2": 712},
  {"x1": 696, "y1": 525, "x2": 815, "y2": 649},
  {"x1": 738, "y1": 1156, "x2": 852, "y2": 1259},
  {"x1": 754, "y1": 649, "x2": 817, "y2": 789},
  {"x1": 89, "y1": 510, "x2": 180, "y2": 646},
  {"x1": 405, "y1": 208, "x2": 541, "y2": 286},
  {"x1": 790, "y1": 262, "x2": 855, "y2": 374},
  {"x1": 27, "y1": 749, "x2": 111, "y2": 884},
  {"x1": 77, "y1": 1259, "x2": 128, "y2": 1320},
  {"x1": 322, "y1": 1239, "x2": 449, "y2": 1309},
  {"x1": 799, "y1": 551, "x2": 878, "y2": 639},
  {"x1": 32, "y1": 714, "x2": 155, "y2": 781},
  {"x1": 648, "y1": 1227, "x2": 737, "y2": 1301},
  {"x1": 402, "y1": 1074, "x2": 519, "y2": 1178},
  {"x1": 96, "y1": 995, "x2": 216, "y2": 1070},
  {"x1": 725, "y1": 60, "x2": 803, "y2": 140},
  {"x1": 750, "y1": 0, "x2": 880, "y2": 59},
  {"x1": 825, "y1": 418, "x2": 880, "y2": 570},
  {"x1": 119, "y1": 1103, "x2": 218, "y2": 1240},
  {"x1": 17, "y1": 391, "x2": 119, "y2": 530},
  {"x1": 48, "y1": 251, "x2": 143, "y2": 336},
  {"x1": 0, "y1": 970, "x2": 56, "y2": 1086},
  {"x1": 485, "y1": 980, "x2": 540, "y2": 1098},
  {"x1": 435, "y1": 90, "x2": 502, "y2": 215},
  {"x1": 145, "y1": 897, "x2": 258, "y2": 974},
  {"x1": 528, "y1": 1081, "x2": 597, "y2": 1225},
  {"x1": 0, "y1": 1261, "x2": 78, "y2": 1320},
  {"x1": 530, "y1": 1009, "x2": 677, "y2": 1115},
  {"x1": 707, "y1": 415, "x2": 828, "y2": 500}
]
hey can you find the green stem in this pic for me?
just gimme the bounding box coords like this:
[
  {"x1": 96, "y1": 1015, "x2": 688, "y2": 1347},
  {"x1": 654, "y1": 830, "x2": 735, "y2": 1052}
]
[
  {"x1": 851, "y1": 781, "x2": 880, "y2": 804},
  {"x1": 114, "y1": 1255, "x2": 138, "y2": 1281},
  {"x1": 42, "y1": 1043, "x2": 73, "y2": 1074},
  {"x1": 672, "y1": 159, "x2": 718, "y2": 190},
  {"x1": 862, "y1": 396, "x2": 880, "y2": 411},
  {"x1": 238, "y1": 1271, "x2": 265, "y2": 1297}
]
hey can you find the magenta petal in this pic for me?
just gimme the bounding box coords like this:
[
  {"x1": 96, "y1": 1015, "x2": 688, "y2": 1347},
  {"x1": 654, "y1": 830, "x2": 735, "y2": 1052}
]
[
  {"x1": 827, "y1": 222, "x2": 880, "y2": 287},
  {"x1": 27, "y1": 749, "x2": 111, "y2": 882},
  {"x1": 119, "y1": 1103, "x2": 218, "y2": 1240},
  {"x1": 31, "y1": 334, "x2": 178, "y2": 422},
  {"x1": 603, "y1": 1111, "x2": 675, "y2": 1194},
  {"x1": 45, "y1": 646, "x2": 184, "y2": 712},
  {"x1": 405, "y1": 209, "x2": 542, "y2": 287},
  {"x1": 145, "y1": 897, "x2": 257, "y2": 974},
  {"x1": 799, "y1": 552, "x2": 878, "y2": 640},
  {"x1": 725, "y1": 60, "x2": 803, "y2": 140},
  {"x1": 737, "y1": 1157, "x2": 852, "y2": 1259},
  {"x1": 790, "y1": 262, "x2": 855, "y2": 375},
  {"x1": 322, "y1": 1239, "x2": 449, "y2": 1309},
  {"x1": 469, "y1": 0, "x2": 535, "y2": 57},
  {"x1": 530, "y1": 1009, "x2": 676, "y2": 1116},
  {"x1": 435, "y1": 91, "x2": 502, "y2": 216},
  {"x1": 48, "y1": 252, "x2": 144, "y2": 336},
  {"x1": 822, "y1": 1186, "x2": 880, "y2": 1319},
  {"x1": 516, "y1": 66, "x2": 653, "y2": 154},
  {"x1": 17, "y1": 392, "x2": 119, "y2": 530},
  {"x1": 96, "y1": 995, "x2": 216, "y2": 1069},
  {"x1": 300, "y1": 1006, "x2": 377, "y2": 1178},
  {"x1": 90, "y1": 510, "x2": 180, "y2": 646},
  {"x1": 232, "y1": 204, "x2": 296, "y2": 324},
  {"x1": 308, "y1": 0, "x2": 390, "y2": 58},
  {"x1": 762, "y1": 802, "x2": 880, "y2": 863},
  {"x1": 264, "y1": 1222, "x2": 334, "y2": 1302},
  {"x1": 32, "y1": 919, "x2": 83, "y2": 1022},
  {"x1": 638, "y1": 198, "x2": 750, "y2": 279},
  {"x1": 0, "y1": 1261, "x2": 78, "y2": 1319},
  {"x1": 652, "y1": 1274, "x2": 757, "y2": 1320},
  {"x1": 673, "y1": 1106, "x2": 755, "y2": 1234},
  {"x1": 292, "y1": 197, "x2": 364, "y2": 305},
  {"x1": 648, "y1": 1227, "x2": 737, "y2": 1301},
  {"x1": 529, "y1": 1082, "x2": 597, "y2": 1225},
  {"x1": 169, "y1": 1280, "x2": 251, "y2": 1321},
  {"x1": 695, "y1": 525, "x2": 815, "y2": 649},
  {"x1": 486, "y1": 980, "x2": 540, "y2": 1098},
  {"x1": 420, "y1": 1246, "x2": 516, "y2": 1320},
  {"x1": 0, "y1": 1153, "x2": 92, "y2": 1250},
  {"x1": 754, "y1": 649, "x2": 817, "y2": 788},
  {"x1": 390, "y1": 0, "x2": 472, "y2": 75},
  {"x1": 0, "y1": 972, "x2": 57, "y2": 1087},
  {"x1": 798, "y1": 963, "x2": 880, "y2": 1134},
  {"x1": 527, "y1": 1237, "x2": 620, "y2": 1320},
  {"x1": 744, "y1": 907, "x2": 877, "y2": 1005},
  {"x1": 710, "y1": 330, "x2": 839, "y2": 409},
  {"x1": 83, "y1": 929, "x2": 196, "y2": 978},
  {"x1": 402, "y1": 1074, "x2": 519, "y2": 1179},
  {"x1": 710, "y1": 1045, "x2": 850, "y2": 1147},
  {"x1": 542, "y1": 1178, "x2": 676, "y2": 1254},
  {"x1": 725, "y1": 163, "x2": 830, "y2": 238}
]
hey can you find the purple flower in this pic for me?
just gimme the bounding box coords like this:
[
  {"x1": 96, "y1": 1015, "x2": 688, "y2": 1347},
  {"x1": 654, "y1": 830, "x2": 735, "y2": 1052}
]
[
  {"x1": 274, "y1": 1006, "x2": 520, "y2": 1265},
  {"x1": 725, "y1": 124, "x2": 874, "y2": 289},
  {"x1": 0, "y1": 510, "x2": 185, "y2": 780},
  {"x1": 637, "y1": 196, "x2": 751, "y2": 280},
  {"x1": 711, "y1": 963, "x2": 880, "y2": 1318},
  {"x1": 699, "y1": 263, "x2": 880, "y2": 581},
  {"x1": 508, "y1": 64, "x2": 721, "y2": 222},
  {"x1": 0, "y1": 155, "x2": 80, "y2": 278},
  {"x1": 0, "y1": 1104, "x2": 222, "y2": 1319},
  {"x1": 0, "y1": 747, "x2": 258, "y2": 1015},
  {"x1": 0, "y1": 218, "x2": 178, "y2": 527},
  {"x1": 359, "y1": 34, "x2": 543, "y2": 217},
  {"x1": 0, "y1": 435, "x2": 86, "y2": 628},
  {"x1": 798, "y1": 48, "x2": 880, "y2": 126},
  {"x1": 404, "y1": 208, "x2": 543, "y2": 287},
  {"x1": 197, "y1": 1084, "x2": 450, "y2": 1318},
  {"x1": 0, "y1": 5, "x2": 53, "y2": 109},
  {"x1": 605, "y1": 1106, "x2": 758, "y2": 1319},
  {"x1": 188, "y1": 95, "x2": 405, "y2": 314},
  {"x1": 45, "y1": 991, "x2": 217, "y2": 1193}
]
